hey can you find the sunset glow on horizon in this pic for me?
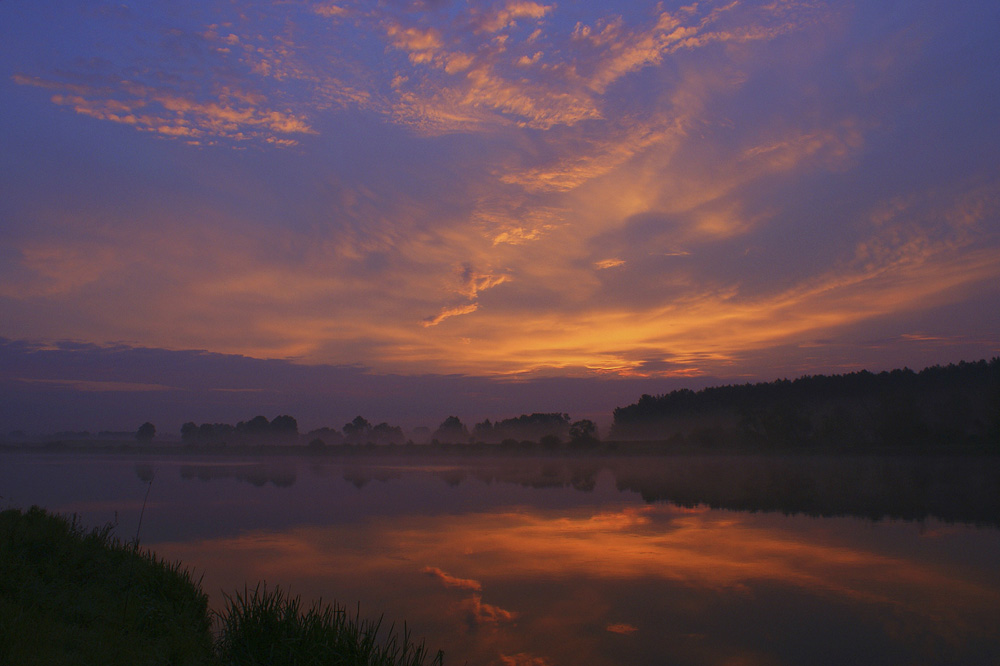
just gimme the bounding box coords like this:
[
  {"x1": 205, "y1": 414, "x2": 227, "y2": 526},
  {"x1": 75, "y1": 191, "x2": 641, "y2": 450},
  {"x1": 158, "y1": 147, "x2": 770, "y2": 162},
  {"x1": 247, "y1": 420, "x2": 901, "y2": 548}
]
[{"x1": 2, "y1": 0, "x2": 999, "y2": 431}]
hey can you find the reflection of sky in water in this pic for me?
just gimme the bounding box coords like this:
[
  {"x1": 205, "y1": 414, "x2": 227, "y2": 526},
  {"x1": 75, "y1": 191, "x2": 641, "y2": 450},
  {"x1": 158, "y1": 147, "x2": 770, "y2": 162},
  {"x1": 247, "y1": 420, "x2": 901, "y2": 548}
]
[{"x1": 2, "y1": 453, "x2": 999, "y2": 665}]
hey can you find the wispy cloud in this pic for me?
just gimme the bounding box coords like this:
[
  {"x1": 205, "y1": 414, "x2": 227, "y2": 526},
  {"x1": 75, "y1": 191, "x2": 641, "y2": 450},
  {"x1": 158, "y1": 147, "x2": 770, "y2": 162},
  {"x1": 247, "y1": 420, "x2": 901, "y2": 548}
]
[
  {"x1": 422, "y1": 303, "x2": 479, "y2": 328},
  {"x1": 472, "y1": 2, "x2": 554, "y2": 34},
  {"x1": 459, "y1": 264, "x2": 510, "y2": 299},
  {"x1": 36, "y1": 80, "x2": 312, "y2": 145},
  {"x1": 460, "y1": 594, "x2": 518, "y2": 627},
  {"x1": 15, "y1": 378, "x2": 174, "y2": 393},
  {"x1": 422, "y1": 566, "x2": 483, "y2": 592}
]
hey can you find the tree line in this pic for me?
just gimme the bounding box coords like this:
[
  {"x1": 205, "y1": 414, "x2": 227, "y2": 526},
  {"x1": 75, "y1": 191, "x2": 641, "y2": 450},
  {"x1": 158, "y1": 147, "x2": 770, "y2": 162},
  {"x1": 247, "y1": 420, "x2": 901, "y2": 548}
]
[
  {"x1": 169, "y1": 412, "x2": 599, "y2": 448},
  {"x1": 179, "y1": 414, "x2": 300, "y2": 444},
  {"x1": 610, "y1": 358, "x2": 1000, "y2": 450},
  {"x1": 127, "y1": 358, "x2": 999, "y2": 452}
]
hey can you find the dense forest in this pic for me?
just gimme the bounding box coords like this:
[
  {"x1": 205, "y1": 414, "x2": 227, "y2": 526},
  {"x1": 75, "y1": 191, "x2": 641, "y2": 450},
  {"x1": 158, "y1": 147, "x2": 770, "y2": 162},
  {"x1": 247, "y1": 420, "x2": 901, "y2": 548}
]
[{"x1": 611, "y1": 359, "x2": 1000, "y2": 450}]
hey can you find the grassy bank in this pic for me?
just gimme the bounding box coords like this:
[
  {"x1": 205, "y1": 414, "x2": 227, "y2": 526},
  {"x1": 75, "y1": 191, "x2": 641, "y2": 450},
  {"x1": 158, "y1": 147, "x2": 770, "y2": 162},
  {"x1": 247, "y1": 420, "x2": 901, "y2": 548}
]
[{"x1": 0, "y1": 507, "x2": 443, "y2": 666}]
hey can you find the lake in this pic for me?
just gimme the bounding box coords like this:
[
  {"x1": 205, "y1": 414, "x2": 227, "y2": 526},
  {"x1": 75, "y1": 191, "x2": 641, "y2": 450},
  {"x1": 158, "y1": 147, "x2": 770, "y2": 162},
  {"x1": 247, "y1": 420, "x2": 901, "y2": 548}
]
[{"x1": 2, "y1": 450, "x2": 999, "y2": 665}]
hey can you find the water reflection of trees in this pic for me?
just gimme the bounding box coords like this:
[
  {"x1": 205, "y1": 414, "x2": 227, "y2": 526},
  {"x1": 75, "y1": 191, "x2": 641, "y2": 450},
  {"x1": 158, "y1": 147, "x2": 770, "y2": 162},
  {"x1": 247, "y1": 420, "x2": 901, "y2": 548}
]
[
  {"x1": 179, "y1": 464, "x2": 297, "y2": 488},
  {"x1": 464, "y1": 461, "x2": 605, "y2": 493},
  {"x1": 342, "y1": 467, "x2": 402, "y2": 489},
  {"x1": 174, "y1": 453, "x2": 1000, "y2": 526},
  {"x1": 610, "y1": 456, "x2": 1000, "y2": 526},
  {"x1": 433, "y1": 456, "x2": 1000, "y2": 527}
]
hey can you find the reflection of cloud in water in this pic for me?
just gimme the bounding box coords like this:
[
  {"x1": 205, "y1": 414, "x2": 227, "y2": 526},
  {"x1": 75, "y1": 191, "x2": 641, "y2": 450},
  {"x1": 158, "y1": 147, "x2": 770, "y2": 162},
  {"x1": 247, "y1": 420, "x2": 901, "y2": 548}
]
[
  {"x1": 440, "y1": 506, "x2": 975, "y2": 605},
  {"x1": 423, "y1": 566, "x2": 482, "y2": 592},
  {"x1": 423, "y1": 566, "x2": 515, "y2": 631},
  {"x1": 151, "y1": 501, "x2": 1000, "y2": 665},
  {"x1": 460, "y1": 594, "x2": 518, "y2": 629},
  {"x1": 165, "y1": 505, "x2": 999, "y2": 609}
]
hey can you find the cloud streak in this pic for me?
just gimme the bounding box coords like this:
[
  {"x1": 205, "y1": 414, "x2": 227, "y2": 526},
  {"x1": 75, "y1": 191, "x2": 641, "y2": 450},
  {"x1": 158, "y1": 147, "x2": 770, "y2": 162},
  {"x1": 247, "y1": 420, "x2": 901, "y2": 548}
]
[{"x1": 422, "y1": 566, "x2": 483, "y2": 592}]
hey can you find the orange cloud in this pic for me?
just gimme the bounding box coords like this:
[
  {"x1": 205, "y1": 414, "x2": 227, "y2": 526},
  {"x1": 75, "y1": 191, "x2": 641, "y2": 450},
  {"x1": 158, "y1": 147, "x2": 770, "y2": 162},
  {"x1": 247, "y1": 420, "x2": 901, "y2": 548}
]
[
  {"x1": 422, "y1": 303, "x2": 479, "y2": 328},
  {"x1": 460, "y1": 266, "x2": 510, "y2": 299},
  {"x1": 22, "y1": 76, "x2": 313, "y2": 144},
  {"x1": 314, "y1": 4, "x2": 347, "y2": 19},
  {"x1": 474, "y1": 2, "x2": 553, "y2": 34},
  {"x1": 385, "y1": 24, "x2": 446, "y2": 65},
  {"x1": 149, "y1": 502, "x2": 999, "y2": 666},
  {"x1": 460, "y1": 594, "x2": 518, "y2": 626},
  {"x1": 423, "y1": 566, "x2": 483, "y2": 592}
]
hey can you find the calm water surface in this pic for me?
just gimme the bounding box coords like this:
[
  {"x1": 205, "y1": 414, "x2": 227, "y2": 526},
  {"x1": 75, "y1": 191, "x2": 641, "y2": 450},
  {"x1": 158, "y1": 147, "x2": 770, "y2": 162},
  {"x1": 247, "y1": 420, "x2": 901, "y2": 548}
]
[{"x1": 2, "y1": 451, "x2": 999, "y2": 666}]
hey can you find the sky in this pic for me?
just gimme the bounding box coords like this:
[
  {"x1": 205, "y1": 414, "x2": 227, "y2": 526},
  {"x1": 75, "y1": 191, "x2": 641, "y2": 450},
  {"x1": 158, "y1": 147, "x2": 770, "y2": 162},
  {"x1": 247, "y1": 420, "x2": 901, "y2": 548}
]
[{"x1": 2, "y1": 0, "x2": 999, "y2": 436}]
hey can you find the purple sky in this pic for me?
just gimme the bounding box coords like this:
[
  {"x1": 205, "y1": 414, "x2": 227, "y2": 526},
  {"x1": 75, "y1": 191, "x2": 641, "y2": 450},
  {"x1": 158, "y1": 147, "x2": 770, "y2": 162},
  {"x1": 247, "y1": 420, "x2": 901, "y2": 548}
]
[{"x1": 2, "y1": 1, "x2": 999, "y2": 436}]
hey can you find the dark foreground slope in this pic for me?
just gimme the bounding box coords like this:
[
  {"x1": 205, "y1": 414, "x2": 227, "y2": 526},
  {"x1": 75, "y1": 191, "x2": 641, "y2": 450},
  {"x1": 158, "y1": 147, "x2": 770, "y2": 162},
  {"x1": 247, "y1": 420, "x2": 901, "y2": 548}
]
[
  {"x1": 0, "y1": 506, "x2": 215, "y2": 665},
  {"x1": 0, "y1": 507, "x2": 442, "y2": 666}
]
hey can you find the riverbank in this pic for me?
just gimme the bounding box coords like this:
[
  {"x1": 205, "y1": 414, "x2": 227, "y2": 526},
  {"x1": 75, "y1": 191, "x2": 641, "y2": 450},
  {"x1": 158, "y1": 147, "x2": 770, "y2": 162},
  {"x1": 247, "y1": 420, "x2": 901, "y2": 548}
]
[{"x1": 0, "y1": 507, "x2": 442, "y2": 666}]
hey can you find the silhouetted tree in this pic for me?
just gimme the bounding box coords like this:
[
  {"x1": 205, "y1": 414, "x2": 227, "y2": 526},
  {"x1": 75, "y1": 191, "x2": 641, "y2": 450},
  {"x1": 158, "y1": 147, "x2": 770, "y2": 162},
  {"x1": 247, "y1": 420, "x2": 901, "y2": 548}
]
[
  {"x1": 472, "y1": 419, "x2": 495, "y2": 443},
  {"x1": 307, "y1": 427, "x2": 343, "y2": 446},
  {"x1": 135, "y1": 422, "x2": 156, "y2": 442},
  {"x1": 569, "y1": 419, "x2": 598, "y2": 442},
  {"x1": 493, "y1": 413, "x2": 570, "y2": 442},
  {"x1": 239, "y1": 415, "x2": 271, "y2": 436},
  {"x1": 540, "y1": 433, "x2": 562, "y2": 449},
  {"x1": 372, "y1": 422, "x2": 405, "y2": 444},
  {"x1": 343, "y1": 416, "x2": 372, "y2": 443},
  {"x1": 270, "y1": 414, "x2": 299, "y2": 441},
  {"x1": 434, "y1": 416, "x2": 469, "y2": 443},
  {"x1": 180, "y1": 422, "x2": 198, "y2": 442}
]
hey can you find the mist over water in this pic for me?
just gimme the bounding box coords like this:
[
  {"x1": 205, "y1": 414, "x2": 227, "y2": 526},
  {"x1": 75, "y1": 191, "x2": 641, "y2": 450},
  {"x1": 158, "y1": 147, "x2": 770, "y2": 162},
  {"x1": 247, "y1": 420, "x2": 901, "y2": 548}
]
[{"x1": 3, "y1": 451, "x2": 999, "y2": 665}]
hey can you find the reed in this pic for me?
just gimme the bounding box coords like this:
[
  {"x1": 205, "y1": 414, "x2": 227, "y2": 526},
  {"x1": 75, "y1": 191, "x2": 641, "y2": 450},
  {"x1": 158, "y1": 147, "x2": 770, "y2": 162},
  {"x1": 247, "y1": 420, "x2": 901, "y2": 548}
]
[
  {"x1": 0, "y1": 506, "x2": 443, "y2": 665},
  {"x1": 214, "y1": 584, "x2": 444, "y2": 666}
]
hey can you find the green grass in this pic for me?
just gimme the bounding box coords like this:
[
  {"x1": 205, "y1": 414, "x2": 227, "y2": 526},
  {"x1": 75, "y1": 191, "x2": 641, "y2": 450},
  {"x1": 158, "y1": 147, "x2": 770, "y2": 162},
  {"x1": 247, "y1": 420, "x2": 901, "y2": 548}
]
[
  {"x1": 0, "y1": 506, "x2": 215, "y2": 665},
  {"x1": 215, "y1": 585, "x2": 443, "y2": 666},
  {"x1": 0, "y1": 507, "x2": 443, "y2": 666}
]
